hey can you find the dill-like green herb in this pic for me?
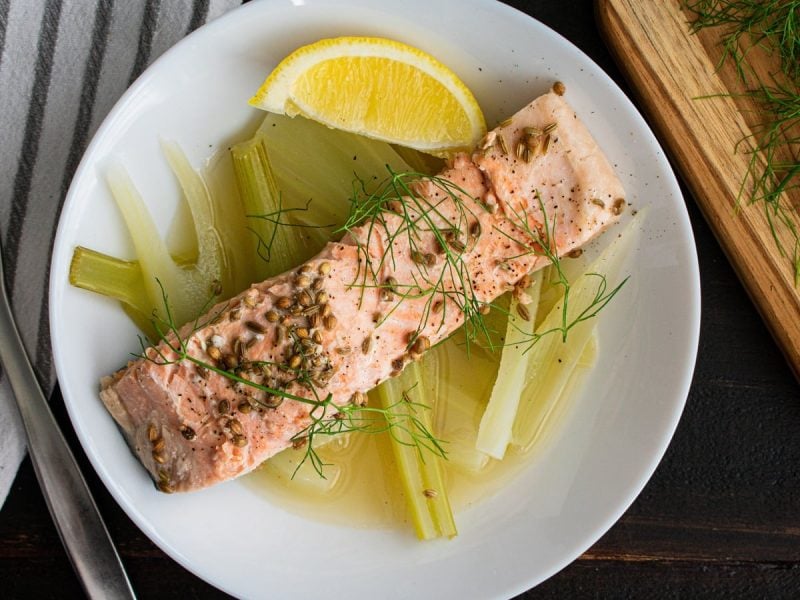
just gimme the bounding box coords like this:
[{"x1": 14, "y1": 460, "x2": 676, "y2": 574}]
[
  {"x1": 338, "y1": 168, "x2": 625, "y2": 353},
  {"x1": 247, "y1": 197, "x2": 334, "y2": 264},
  {"x1": 686, "y1": 0, "x2": 800, "y2": 81},
  {"x1": 137, "y1": 280, "x2": 445, "y2": 478},
  {"x1": 686, "y1": 0, "x2": 800, "y2": 282},
  {"x1": 737, "y1": 83, "x2": 800, "y2": 276},
  {"x1": 492, "y1": 193, "x2": 628, "y2": 348},
  {"x1": 337, "y1": 168, "x2": 495, "y2": 352}
]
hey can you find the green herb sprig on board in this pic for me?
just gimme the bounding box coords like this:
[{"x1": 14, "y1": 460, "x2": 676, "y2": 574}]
[{"x1": 686, "y1": 0, "x2": 800, "y2": 282}]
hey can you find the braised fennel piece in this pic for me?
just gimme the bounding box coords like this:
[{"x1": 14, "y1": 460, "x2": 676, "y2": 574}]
[
  {"x1": 375, "y1": 361, "x2": 456, "y2": 540},
  {"x1": 476, "y1": 270, "x2": 544, "y2": 459},
  {"x1": 511, "y1": 214, "x2": 639, "y2": 453}
]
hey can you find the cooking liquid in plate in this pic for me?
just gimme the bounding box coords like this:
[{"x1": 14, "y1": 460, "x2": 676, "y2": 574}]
[{"x1": 244, "y1": 326, "x2": 594, "y2": 531}]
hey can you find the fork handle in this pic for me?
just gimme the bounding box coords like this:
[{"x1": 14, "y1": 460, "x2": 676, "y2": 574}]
[{"x1": 0, "y1": 280, "x2": 135, "y2": 599}]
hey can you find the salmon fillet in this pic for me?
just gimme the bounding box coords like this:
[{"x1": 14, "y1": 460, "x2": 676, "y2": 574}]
[{"x1": 100, "y1": 90, "x2": 626, "y2": 493}]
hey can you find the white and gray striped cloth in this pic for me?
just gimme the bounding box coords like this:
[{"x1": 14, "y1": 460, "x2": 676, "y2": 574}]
[{"x1": 0, "y1": 0, "x2": 240, "y2": 507}]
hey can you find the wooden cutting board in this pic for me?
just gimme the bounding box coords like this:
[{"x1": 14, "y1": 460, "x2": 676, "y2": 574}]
[{"x1": 596, "y1": 0, "x2": 800, "y2": 380}]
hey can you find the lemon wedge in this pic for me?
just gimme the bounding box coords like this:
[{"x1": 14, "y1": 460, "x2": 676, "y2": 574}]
[{"x1": 249, "y1": 37, "x2": 486, "y2": 155}]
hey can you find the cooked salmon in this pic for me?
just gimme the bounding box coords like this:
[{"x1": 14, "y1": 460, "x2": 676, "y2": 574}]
[{"x1": 100, "y1": 89, "x2": 626, "y2": 493}]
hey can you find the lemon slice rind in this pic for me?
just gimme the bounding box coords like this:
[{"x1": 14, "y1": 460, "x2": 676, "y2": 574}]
[{"x1": 249, "y1": 37, "x2": 486, "y2": 154}]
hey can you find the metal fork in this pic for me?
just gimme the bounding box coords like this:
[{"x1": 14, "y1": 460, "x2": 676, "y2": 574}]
[{"x1": 0, "y1": 240, "x2": 135, "y2": 599}]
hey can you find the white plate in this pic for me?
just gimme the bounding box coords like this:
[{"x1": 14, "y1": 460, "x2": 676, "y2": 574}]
[{"x1": 49, "y1": 1, "x2": 700, "y2": 597}]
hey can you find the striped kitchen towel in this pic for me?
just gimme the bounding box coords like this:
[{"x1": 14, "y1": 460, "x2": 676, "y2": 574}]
[{"x1": 0, "y1": 0, "x2": 241, "y2": 506}]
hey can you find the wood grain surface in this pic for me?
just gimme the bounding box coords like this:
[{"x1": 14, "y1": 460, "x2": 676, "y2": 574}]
[
  {"x1": 596, "y1": 0, "x2": 800, "y2": 380},
  {"x1": 1, "y1": 1, "x2": 799, "y2": 598}
]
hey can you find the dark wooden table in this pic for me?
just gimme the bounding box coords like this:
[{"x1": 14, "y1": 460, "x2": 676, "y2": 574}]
[{"x1": 2, "y1": 1, "x2": 799, "y2": 598}]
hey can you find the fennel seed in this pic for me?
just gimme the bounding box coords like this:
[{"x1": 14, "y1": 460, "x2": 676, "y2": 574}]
[
  {"x1": 496, "y1": 133, "x2": 509, "y2": 155},
  {"x1": 351, "y1": 391, "x2": 369, "y2": 407},
  {"x1": 411, "y1": 335, "x2": 430, "y2": 355},
  {"x1": 541, "y1": 134, "x2": 551, "y2": 155},
  {"x1": 515, "y1": 141, "x2": 527, "y2": 161},
  {"x1": 262, "y1": 395, "x2": 283, "y2": 409},
  {"x1": 244, "y1": 320, "x2": 265, "y2": 334},
  {"x1": 448, "y1": 237, "x2": 466, "y2": 253},
  {"x1": 525, "y1": 135, "x2": 541, "y2": 155},
  {"x1": 470, "y1": 221, "x2": 482, "y2": 238},
  {"x1": 302, "y1": 305, "x2": 320, "y2": 316},
  {"x1": 516, "y1": 303, "x2": 531, "y2": 321},
  {"x1": 297, "y1": 291, "x2": 312, "y2": 307},
  {"x1": 229, "y1": 418, "x2": 244, "y2": 436}
]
